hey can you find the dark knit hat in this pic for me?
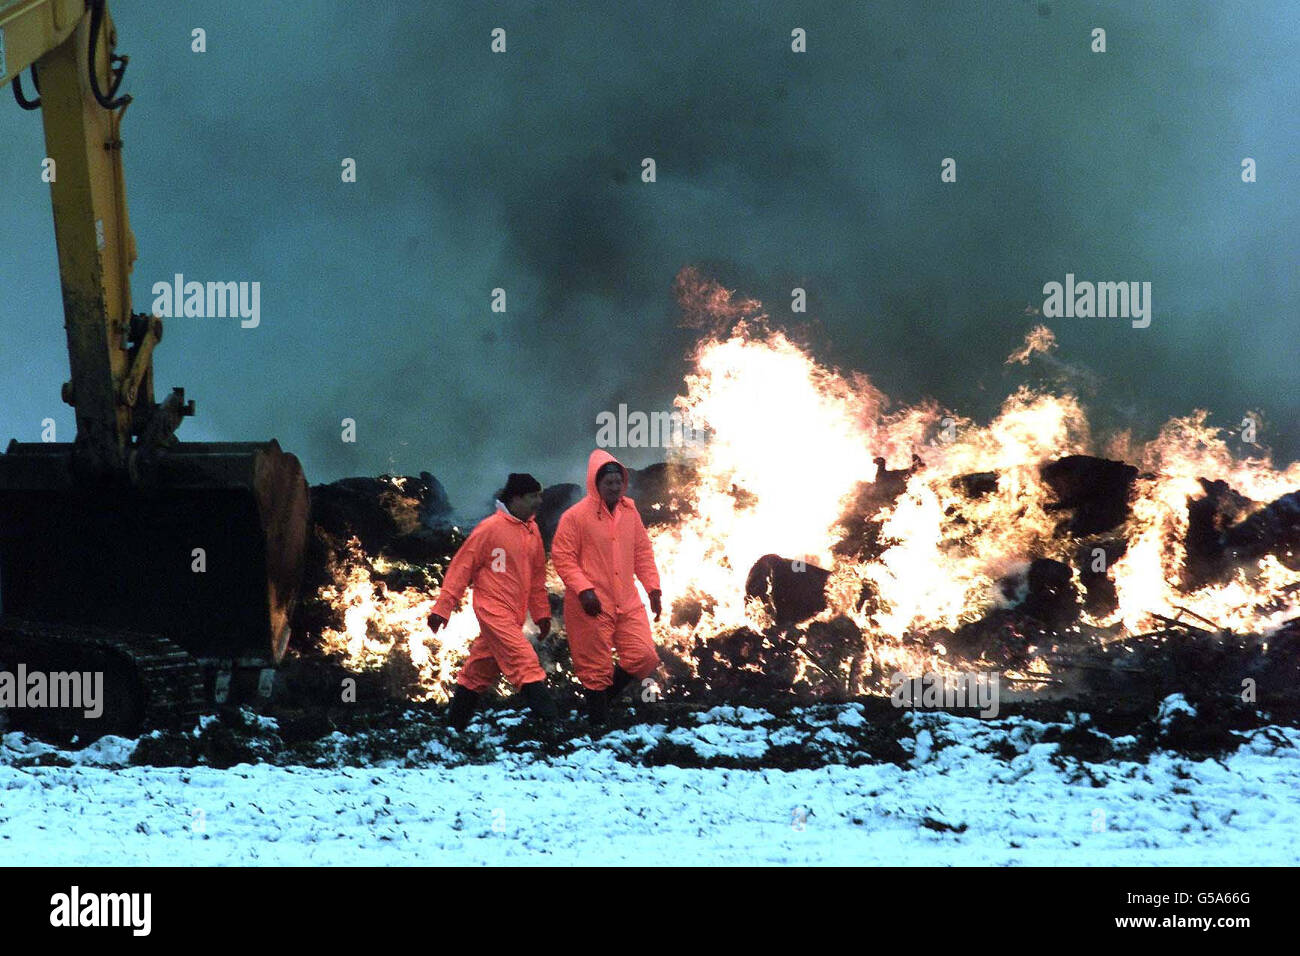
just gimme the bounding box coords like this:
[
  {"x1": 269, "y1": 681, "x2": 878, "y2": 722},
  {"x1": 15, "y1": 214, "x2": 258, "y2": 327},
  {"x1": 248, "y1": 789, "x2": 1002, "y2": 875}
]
[
  {"x1": 500, "y1": 472, "x2": 542, "y2": 502},
  {"x1": 595, "y1": 461, "x2": 624, "y2": 482}
]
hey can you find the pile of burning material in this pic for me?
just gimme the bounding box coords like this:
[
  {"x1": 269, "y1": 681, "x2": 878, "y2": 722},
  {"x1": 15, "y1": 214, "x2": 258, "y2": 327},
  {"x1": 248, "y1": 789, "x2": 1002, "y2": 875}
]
[
  {"x1": 634, "y1": 274, "x2": 1300, "y2": 705},
  {"x1": 681, "y1": 454, "x2": 1300, "y2": 706},
  {"x1": 297, "y1": 270, "x2": 1300, "y2": 710},
  {"x1": 291, "y1": 473, "x2": 467, "y2": 701},
  {"x1": 645, "y1": 398, "x2": 1299, "y2": 703}
]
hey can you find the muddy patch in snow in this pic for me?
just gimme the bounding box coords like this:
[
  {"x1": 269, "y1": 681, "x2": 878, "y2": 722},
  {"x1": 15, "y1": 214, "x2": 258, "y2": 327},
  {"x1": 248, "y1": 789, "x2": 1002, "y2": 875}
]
[{"x1": 3, "y1": 689, "x2": 1296, "y2": 774}]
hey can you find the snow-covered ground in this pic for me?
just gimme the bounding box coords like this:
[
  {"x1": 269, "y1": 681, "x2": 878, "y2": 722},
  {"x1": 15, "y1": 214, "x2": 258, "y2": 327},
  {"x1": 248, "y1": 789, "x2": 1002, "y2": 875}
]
[{"x1": 2, "y1": 699, "x2": 1297, "y2": 865}]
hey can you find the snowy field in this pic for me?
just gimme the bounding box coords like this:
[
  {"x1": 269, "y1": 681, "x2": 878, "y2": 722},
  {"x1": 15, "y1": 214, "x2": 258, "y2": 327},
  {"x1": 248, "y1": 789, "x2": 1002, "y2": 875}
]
[{"x1": 2, "y1": 699, "x2": 1298, "y2": 865}]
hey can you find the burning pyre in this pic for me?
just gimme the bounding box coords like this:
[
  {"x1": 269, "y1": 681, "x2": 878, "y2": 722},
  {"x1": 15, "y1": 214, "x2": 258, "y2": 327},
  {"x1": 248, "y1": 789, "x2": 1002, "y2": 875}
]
[{"x1": 295, "y1": 270, "x2": 1300, "y2": 705}]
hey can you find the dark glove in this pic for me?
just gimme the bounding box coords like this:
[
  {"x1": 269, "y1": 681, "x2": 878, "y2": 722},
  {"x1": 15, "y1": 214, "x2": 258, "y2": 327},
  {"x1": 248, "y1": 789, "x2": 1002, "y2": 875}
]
[
  {"x1": 536, "y1": 617, "x2": 552, "y2": 639},
  {"x1": 648, "y1": 589, "x2": 662, "y2": 622},
  {"x1": 578, "y1": 589, "x2": 602, "y2": 617},
  {"x1": 427, "y1": 612, "x2": 448, "y2": 633}
]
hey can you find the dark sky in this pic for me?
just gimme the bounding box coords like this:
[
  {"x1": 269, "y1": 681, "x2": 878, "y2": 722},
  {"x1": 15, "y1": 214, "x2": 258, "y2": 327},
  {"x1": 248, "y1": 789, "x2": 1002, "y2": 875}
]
[{"x1": 3, "y1": 0, "x2": 1297, "y2": 513}]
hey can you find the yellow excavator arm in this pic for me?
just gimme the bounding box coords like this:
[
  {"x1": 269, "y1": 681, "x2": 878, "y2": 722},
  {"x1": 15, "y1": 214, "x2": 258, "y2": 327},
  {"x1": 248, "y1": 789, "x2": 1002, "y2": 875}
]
[
  {"x1": 1, "y1": 0, "x2": 174, "y2": 477},
  {"x1": 1, "y1": 1, "x2": 310, "y2": 725}
]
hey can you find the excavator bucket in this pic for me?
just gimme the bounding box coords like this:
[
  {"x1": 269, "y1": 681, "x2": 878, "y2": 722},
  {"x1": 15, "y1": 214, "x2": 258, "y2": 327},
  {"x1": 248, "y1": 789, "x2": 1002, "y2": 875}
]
[
  {"x1": 0, "y1": 440, "x2": 309, "y2": 666},
  {"x1": 0, "y1": 3, "x2": 312, "y2": 739}
]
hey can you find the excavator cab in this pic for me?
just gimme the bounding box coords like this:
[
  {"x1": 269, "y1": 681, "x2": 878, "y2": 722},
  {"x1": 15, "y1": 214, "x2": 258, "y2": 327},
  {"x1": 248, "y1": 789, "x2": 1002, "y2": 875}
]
[{"x1": 0, "y1": 1, "x2": 309, "y2": 737}]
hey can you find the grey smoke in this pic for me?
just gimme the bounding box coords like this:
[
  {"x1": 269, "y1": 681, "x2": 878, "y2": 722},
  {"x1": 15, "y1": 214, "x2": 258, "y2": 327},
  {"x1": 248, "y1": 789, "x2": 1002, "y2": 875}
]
[{"x1": 2, "y1": 0, "x2": 1295, "y2": 511}]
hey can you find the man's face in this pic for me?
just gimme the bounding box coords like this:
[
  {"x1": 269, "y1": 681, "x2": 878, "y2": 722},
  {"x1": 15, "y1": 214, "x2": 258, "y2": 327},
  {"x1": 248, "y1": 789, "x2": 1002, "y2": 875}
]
[
  {"x1": 597, "y1": 468, "x2": 624, "y2": 506},
  {"x1": 507, "y1": 490, "x2": 542, "y2": 520}
]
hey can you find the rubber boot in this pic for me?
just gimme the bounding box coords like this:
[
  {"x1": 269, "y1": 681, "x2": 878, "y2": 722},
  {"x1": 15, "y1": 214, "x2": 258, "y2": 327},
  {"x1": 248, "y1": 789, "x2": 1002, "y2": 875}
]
[
  {"x1": 583, "y1": 687, "x2": 609, "y2": 727},
  {"x1": 446, "y1": 686, "x2": 480, "y2": 732},
  {"x1": 521, "y1": 681, "x2": 558, "y2": 722},
  {"x1": 608, "y1": 665, "x2": 636, "y2": 701}
]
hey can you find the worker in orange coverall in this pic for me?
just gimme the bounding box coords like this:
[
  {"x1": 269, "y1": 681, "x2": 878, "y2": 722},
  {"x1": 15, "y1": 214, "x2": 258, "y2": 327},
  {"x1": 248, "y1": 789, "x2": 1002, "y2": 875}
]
[
  {"x1": 428, "y1": 473, "x2": 557, "y2": 731},
  {"x1": 552, "y1": 450, "x2": 663, "y2": 726}
]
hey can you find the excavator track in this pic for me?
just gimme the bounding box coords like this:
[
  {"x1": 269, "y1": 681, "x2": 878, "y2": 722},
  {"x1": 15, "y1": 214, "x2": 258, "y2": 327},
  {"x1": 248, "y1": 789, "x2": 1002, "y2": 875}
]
[{"x1": 0, "y1": 616, "x2": 207, "y2": 741}]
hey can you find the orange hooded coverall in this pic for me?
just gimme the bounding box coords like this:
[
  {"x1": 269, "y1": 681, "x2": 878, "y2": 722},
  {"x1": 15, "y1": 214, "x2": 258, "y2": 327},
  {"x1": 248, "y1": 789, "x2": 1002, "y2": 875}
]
[
  {"x1": 432, "y1": 501, "x2": 550, "y2": 692},
  {"x1": 552, "y1": 450, "x2": 662, "y2": 690}
]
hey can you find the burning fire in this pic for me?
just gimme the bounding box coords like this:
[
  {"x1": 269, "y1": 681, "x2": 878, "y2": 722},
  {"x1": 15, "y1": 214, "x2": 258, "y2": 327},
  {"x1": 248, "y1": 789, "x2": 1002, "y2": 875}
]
[
  {"x1": 315, "y1": 271, "x2": 1300, "y2": 700},
  {"x1": 1108, "y1": 413, "x2": 1300, "y2": 635},
  {"x1": 316, "y1": 538, "x2": 475, "y2": 701}
]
